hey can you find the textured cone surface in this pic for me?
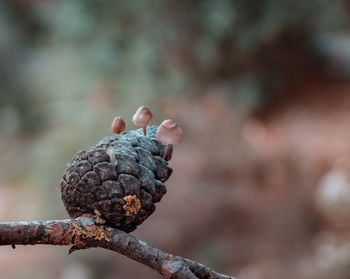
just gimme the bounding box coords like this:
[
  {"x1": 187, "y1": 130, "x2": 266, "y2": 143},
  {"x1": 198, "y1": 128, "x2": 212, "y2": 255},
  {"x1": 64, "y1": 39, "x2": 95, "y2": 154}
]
[{"x1": 60, "y1": 125, "x2": 172, "y2": 232}]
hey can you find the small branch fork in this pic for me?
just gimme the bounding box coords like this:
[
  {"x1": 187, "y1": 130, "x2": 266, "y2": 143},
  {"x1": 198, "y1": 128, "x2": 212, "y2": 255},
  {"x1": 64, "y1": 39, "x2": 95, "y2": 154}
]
[{"x1": 0, "y1": 217, "x2": 236, "y2": 279}]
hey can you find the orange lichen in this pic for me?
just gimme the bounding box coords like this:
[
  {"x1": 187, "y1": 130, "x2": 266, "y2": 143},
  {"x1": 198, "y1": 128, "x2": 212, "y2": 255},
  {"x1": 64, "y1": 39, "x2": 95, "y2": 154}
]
[
  {"x1": 94, "y1": 209, "x2": 106, "y2": 225},
  {"x1": 62, "y1": 220, "x2": 110, "y2": 252},
  {"x1": 123, "y1": 195, "x2": 141, "y2": 215}
]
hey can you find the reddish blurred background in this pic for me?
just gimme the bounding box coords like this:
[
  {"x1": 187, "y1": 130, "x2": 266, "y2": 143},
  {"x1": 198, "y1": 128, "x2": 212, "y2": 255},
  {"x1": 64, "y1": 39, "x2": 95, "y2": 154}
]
[{"x1": 1, "y1": 1, "x2": 350, "y2": 278}]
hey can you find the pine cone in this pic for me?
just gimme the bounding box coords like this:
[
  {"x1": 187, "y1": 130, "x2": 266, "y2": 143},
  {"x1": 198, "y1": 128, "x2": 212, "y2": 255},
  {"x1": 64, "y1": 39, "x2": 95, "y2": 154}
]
[{"x1": 60, "y1": 125, "x2": 173, "y2": 232}]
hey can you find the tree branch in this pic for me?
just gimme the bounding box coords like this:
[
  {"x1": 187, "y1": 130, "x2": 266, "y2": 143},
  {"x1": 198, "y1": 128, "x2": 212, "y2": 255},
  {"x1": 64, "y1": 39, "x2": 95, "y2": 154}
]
[{"x1": 0, "y1": 217, "x2": 236, "y2": 279}]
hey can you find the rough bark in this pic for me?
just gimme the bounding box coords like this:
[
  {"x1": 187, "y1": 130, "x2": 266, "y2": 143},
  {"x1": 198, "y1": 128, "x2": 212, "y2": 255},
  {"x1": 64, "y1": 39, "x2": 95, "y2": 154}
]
[{"x1": 0, "y1": 217, "x2": 236, "y2": 279}]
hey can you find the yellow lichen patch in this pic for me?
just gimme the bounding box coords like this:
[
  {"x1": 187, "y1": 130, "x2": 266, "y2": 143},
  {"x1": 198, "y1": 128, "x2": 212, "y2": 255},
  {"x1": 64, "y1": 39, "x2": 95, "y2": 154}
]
[
  {"x1": 123, "y1": 195, "x2": 141, "y2": 215},
  {"x1": 63, "y1": 221, "x2": 110, "y2": 248},
  {"x1": 94, "y1": 209, "x2": 106, "y2": 225},
  {"x1": 88, "y1": 225, "x2": 110, "y2": 242},
  {"x1": 62, "y1": 223, "x2": 84, "y2": 246}
]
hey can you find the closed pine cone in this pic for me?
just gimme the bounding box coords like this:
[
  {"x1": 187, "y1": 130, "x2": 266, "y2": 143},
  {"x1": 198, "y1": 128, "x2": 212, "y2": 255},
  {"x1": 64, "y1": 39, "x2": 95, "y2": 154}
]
[{"x1": 60, "y1": 125, "x2": 173, "y2": 232}]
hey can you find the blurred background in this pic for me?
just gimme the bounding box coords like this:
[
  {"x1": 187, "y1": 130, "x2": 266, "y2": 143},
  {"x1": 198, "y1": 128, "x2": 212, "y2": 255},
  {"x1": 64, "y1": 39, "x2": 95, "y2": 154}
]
[{"x1": 1, "y1": 0, "x2": 350, "y2": 278}]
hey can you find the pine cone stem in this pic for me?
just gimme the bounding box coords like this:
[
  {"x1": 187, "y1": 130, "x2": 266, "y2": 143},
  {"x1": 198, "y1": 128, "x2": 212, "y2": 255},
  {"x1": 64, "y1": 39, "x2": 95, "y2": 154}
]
[{"x1": 162, "y1": 144, "x2": 173, "y2": 160}]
